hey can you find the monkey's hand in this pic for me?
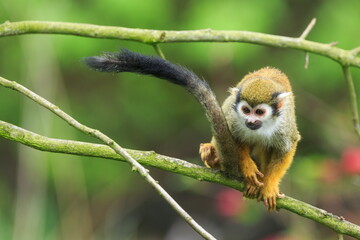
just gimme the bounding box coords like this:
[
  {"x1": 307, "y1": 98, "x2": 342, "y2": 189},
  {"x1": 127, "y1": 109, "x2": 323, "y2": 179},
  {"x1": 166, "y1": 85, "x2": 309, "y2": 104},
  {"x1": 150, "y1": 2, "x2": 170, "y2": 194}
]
[
  {"x1": 244, "y1": 183, "x2": 262, "y2": 199},
  {"x1": 199, "y1": 143, "x2": 221, "y2": 169},
  {"x1": 240, "y1": 159, "x2": 264, "y2": 188},
  {"x1": 257, "y1": 185, "x2": 285, "y2": 212}
]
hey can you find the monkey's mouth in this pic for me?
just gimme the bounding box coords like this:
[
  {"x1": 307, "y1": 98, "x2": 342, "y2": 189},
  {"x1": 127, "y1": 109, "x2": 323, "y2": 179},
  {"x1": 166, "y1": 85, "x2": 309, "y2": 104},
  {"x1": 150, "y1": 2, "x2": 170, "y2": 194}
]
[{"x1": 245, "y1": 120, "x2": 262, "y2": 130}]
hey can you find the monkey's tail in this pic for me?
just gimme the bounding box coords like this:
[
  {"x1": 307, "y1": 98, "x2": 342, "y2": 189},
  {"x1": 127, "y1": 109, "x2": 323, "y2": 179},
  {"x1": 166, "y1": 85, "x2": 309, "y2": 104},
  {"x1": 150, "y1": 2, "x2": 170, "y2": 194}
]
[
  {"x1": 83, "y1": 49, "x2": 221, "y2": 126},
  {"x1": 83, "y1": 49, "x2": 239, "y2": 176},
  {"x1": 84, "y1": 49, "x2": 208, "y2": 99}
]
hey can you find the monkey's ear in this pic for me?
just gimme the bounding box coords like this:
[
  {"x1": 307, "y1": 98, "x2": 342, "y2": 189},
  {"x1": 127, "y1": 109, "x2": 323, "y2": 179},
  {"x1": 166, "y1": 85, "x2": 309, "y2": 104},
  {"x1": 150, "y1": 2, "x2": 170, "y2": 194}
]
[
  {"x1": 276, "y1": 92, "x2": 292, "y2": 101},
  {"x1": 228, "y1": 87, "x2": 239, "y2": 95}
]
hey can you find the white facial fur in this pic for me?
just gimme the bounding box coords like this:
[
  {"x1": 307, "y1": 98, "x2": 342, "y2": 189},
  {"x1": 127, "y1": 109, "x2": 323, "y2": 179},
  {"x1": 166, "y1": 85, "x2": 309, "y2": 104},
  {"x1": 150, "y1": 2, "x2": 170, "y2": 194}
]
[{"x1": 233, "y1": 97, "x2": 289, "y2": 145}]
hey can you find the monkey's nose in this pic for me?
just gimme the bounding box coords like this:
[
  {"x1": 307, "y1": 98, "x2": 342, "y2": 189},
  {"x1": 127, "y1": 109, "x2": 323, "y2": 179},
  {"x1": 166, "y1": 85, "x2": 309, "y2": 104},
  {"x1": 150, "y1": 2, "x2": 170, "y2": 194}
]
[{"x1": 245, "y1": 120, "x2": 262, "y2": 130}]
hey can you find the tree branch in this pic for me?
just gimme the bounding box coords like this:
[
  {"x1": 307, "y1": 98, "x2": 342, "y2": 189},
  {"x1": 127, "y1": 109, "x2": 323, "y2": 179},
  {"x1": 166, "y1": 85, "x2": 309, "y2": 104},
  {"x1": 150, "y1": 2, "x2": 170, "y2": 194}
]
[
  {"x1": 0, "y1": 76, "x2": 216, "y2": 240},
  {"x1": 0, "y1": 20, "x2": 359, "y2": 68},
  {"x1": 0, "y1": 120, "x2": 238, "y2": 188},
  {"x1": 1, "y1": 119, "x2": 360, "y2": 239}
]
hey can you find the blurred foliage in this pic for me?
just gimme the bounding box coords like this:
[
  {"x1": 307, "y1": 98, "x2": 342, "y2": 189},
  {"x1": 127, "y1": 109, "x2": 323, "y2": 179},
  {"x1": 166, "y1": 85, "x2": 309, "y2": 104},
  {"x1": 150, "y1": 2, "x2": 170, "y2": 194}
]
[{"x1": 0, "y1": 0, "x2": 360, "y2": 239}]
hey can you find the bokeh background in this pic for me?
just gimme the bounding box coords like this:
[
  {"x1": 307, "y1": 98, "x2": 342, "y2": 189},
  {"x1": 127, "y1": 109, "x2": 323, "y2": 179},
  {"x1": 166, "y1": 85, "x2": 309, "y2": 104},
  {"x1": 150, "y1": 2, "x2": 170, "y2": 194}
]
[{"x1": 0, "y1": 0, "x2": 360, "y2": 239}]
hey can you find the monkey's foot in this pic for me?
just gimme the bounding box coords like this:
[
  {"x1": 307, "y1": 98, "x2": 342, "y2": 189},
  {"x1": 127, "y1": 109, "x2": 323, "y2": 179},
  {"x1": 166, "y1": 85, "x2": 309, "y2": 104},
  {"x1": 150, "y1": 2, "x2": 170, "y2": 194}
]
[
  {"x1": 243, "y1": 183, "x2": 261, "y2": 199},
  {"x1": 199, "y1": 143, "x2": 220, "y2": 169},
  {"x1": 241, "y1": 161, "x2": 264, "y2": 187},
  {"x1": 257, "y1": 186, "x2": 285, "y2": 212}
]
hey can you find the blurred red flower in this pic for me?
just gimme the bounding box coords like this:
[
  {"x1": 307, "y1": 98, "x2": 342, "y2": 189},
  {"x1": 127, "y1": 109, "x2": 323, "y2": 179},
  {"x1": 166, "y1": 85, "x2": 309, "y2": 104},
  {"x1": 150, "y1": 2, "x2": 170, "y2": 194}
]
[
  {"x1": 341, "y1": 147, "x2": 360, "y2": 175},
  {"x1": 215, "y1": 189, "x2": 244, "y2": 217}
]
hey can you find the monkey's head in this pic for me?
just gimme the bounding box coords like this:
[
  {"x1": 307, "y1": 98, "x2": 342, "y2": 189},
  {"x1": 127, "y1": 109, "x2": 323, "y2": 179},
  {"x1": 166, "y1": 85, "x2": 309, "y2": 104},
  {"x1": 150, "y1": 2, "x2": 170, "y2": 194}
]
[{"x1": 230, "y1": 76, "x2": 292, "y2": 138}]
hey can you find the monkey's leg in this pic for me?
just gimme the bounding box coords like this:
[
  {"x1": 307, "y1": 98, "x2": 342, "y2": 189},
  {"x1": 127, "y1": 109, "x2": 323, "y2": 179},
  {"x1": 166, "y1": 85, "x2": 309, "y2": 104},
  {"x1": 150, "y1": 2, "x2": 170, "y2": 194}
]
[
  {"x1": 199, "y1": 143, "x2": 221, "y2": 169},
  {"x1": 239, "y1": 145, "x2": 264, "y2": 198},
  {"x1": 257, "y1": 143, "x2": 297, "y2": 211}
]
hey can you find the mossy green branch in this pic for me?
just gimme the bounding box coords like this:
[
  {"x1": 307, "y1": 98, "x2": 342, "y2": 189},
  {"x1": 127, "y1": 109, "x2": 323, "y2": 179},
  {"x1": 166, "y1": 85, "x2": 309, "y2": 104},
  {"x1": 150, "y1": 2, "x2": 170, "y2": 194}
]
[
  {"x1": 0, "y1": 119, "x2": 238, "y2": 188},
  {"x1": 1, "y1": 119, "x2": 360, "y2": 239},
  {"x1": 0, "y1": 20, "x2": 359, "y2": 68}
]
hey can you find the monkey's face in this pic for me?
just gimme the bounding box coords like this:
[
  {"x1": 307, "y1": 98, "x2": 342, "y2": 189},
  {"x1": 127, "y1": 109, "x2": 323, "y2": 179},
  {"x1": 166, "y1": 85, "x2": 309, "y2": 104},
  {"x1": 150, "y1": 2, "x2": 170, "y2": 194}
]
[
  {"x1": 232, "y1": 93, "x2": 291, "y2": 140},
  {"x1": 229, "y1": 86, "x2": 291, "y2": 139},
  {"x1": 236, "y1": 101, "x2": 273, "y2": 131}
]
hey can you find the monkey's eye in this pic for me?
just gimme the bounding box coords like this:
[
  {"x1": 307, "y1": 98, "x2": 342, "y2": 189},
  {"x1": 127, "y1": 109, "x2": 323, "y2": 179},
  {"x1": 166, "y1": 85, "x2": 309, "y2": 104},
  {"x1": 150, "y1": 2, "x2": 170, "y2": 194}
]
[
  {"x1": 255, "y1": 109, "x2": 265, "y2": 116},
  {"x1": 242, "y1": 106, "x2": 251, "y2": 114}
]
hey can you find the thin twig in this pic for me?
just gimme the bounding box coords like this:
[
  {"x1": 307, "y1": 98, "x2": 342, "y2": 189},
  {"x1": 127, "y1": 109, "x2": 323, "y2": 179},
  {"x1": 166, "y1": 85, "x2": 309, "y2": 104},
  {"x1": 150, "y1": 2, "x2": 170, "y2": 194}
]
[
  {"x1": 299, "y1": 18, "x2": 317, "y2": 39},
  {"x1": 304, "y1": 52, "x2": 310, "y2": 69},
  {"x1": 299, "y1": 18, "x2": 316, "y2": 70},
  {"x1": 329, "y1": 41, "x2": 339, "y2": 47},
  {"x1": 0, "y1": 21, "x2": 359, "y2": 68},
  {"x1": 0, "y1": 76, "x2": 216, "y2": 240},
  {"x1": 342, "y1": 67, "x2": 360, "y2": 138},
  {"x1": 153, "y1": 44, "x2": 166, "y2": 59},
  {"x1": 1, "y1": 119, "x2": 360, "y2": 239}
]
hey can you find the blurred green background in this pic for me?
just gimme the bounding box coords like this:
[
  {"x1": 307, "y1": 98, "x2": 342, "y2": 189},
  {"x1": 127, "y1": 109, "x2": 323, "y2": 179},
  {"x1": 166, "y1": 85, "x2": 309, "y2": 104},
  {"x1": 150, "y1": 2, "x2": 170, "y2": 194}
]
[{"x1": 0, "y1": 0, "x2": 360, "y2": 239}]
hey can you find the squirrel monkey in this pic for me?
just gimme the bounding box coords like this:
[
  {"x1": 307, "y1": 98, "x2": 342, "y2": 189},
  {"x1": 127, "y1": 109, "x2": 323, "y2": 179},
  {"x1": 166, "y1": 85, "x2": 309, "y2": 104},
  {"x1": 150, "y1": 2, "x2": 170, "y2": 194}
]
[
  {"x1": 200, "y1": 68, "x2": 300, "y2": 211},
  {"x1": 84, "y1": 49, "x2": 300, "y2": 211}
]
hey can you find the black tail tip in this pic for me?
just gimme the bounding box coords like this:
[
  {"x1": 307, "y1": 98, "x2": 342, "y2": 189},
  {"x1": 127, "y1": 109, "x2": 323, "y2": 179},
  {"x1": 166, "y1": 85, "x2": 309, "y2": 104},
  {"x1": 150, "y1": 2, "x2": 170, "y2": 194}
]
[{"x1": 83, "y1": 48, "x2": 138, "y2": 73}]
